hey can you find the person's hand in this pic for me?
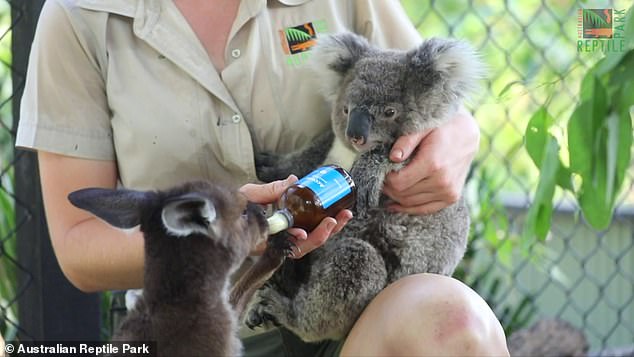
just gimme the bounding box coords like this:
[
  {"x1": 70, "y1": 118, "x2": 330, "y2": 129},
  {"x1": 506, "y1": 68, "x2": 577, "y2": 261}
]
[
  {"x1": 240, "y1": 176, "x2": 353, "y2": 258},
  {"x1": 382, "y1": 106, "x2": 479, "y2": 215}
]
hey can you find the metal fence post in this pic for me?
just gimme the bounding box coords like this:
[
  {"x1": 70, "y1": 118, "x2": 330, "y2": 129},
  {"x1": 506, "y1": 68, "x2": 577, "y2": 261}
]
[{"x1": 11, "y1": 0, "x2": 100, "y2": 341}]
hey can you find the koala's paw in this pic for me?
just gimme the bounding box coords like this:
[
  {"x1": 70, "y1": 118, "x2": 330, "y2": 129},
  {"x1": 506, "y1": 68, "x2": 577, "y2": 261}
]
[
  {"x1": 255, "y1": 152, "x2": 287, "y2": 182},
  {"x1": 245, "y1": 288, "x2": 289, "y2": 330},
  {"x1": 354, "y1": 185, "x2": 381, "y2": 217}
]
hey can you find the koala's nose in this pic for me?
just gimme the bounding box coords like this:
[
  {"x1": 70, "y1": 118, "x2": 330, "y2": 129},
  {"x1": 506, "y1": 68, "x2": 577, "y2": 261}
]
[
  {"x1": 350, "y1": 136, "x2": 365, "y2": 146},
  {"x1": 346, "y1": 108, "x2": 372, "y2": 145}
]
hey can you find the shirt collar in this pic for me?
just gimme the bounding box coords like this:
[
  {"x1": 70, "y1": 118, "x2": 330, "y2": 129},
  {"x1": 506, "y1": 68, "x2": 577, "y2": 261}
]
[
  {"x1": 75, "y1": 0, "x2": 139, "y2": 17},
  {"x1": 75, "y1": 0, "x2": 313, "y2": 16},
  {"x1": 276, "y1": 0, "x2": 312, "y2": 5}
]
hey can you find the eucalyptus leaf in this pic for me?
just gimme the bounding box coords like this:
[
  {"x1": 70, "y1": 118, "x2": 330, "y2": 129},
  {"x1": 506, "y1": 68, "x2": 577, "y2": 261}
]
[
  {"x1": 525, "y1": 107, "x2": 552, "y2": 167},
  {"x1": 615, "y1": 88, "x2": 633, "y2": 197},
  {"x1": 568, "y1": 76, "x2": 609, "y2": 179},
  {"x1": 523, "y1": 138, "x2": 559, "y2": 242},
  {"x1": 525, "y1": 107, "x2": 573, "y2": 191}
]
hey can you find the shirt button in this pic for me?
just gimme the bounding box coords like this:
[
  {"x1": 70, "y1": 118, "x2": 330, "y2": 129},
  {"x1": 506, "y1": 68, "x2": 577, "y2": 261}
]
[
  {"x1": 231, "y1": 49, "x2": 241, "y2": 58},
  {"x1": 231, "y1": 114, "x2": 242, "y2": 123}
]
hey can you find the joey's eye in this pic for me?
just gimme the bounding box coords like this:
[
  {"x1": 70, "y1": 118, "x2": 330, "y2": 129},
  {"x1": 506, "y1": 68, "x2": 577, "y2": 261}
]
[
  {"x1": 384, "y1": 107, "x2": 396, "y2": 118},
  {"x1": 343, "y1": 106, "x2": 349, "y2": 115}
]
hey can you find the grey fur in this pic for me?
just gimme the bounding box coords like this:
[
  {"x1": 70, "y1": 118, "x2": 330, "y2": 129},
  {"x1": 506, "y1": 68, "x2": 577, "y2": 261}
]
[
  {"x1": 248, "y1": 32, "x2": 484, "y2": 342},
  {"x1": 69, "y1": 181, "x2": 293, "y2": 356}
]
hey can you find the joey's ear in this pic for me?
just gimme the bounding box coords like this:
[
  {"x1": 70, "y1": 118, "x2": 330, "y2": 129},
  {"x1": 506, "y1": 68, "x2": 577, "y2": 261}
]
[
  {"x1": 68, "y1": 188, "x2": 152, "y2": 229},
  {"x1": 310, "y1": 32, "x2": 373, "y2": 102},
  {"x1": 409, "y1": 38, "x2": 485, "y2": 99},
  {"x1": 161, "y1": 193, "x2": 218, "y2": 238}
]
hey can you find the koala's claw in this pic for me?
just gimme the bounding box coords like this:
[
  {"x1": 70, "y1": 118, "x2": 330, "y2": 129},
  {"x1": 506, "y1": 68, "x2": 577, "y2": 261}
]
[
  {"x1": 246, "y1": 300, "x2": 280, "y2": 330},
  {"x1": 255, "y1": 151, "x2": 280, "y2": 167},
  {"x1": 246, "y1": 287, "x2": 289, "y2": 330},
  {"x1": 255, "y1": 152, "x2": 288, "y2": 182}
]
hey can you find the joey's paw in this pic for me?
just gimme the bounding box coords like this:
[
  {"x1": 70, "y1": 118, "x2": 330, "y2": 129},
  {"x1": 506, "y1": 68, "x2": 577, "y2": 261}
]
[
  {"x1": 266, "y1": 231, "x2": 296, "y2": 259},
  {"x1": 255, "y1": 152, "x2": 287, "y2": 182}
]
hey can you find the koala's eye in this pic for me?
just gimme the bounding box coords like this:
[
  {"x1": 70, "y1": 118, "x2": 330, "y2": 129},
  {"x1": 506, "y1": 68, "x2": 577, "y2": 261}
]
[
  {"x1": 384, "y1": 107, "x2": 397, "y2": 118},
  {"x1": 342, "y1": 106, "x2": 349, "y2": 115}
]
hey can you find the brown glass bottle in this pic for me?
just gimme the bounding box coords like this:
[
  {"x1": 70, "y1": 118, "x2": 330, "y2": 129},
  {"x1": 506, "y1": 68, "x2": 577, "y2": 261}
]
[{"x1": 267, "y1": 165, "x2": 356, "y2": 235}]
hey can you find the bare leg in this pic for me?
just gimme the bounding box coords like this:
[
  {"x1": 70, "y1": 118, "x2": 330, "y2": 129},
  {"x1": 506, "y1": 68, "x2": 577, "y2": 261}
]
[{"x1": 341, "y1": 273, "x2": 509, "y2": 357}]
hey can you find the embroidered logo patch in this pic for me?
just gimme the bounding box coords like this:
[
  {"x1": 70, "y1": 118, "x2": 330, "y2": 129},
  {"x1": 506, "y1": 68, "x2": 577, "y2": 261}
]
[
  {"x1": 279, "y1": 20, "x2": 328, "y2": 67},
  {"x1": 282, "y1": 23, "x2": 317, "y2": 55}
]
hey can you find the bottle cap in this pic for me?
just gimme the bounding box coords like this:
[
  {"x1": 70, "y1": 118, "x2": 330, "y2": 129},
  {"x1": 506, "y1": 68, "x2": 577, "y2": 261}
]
[{"x1": 267, "y1": 210, "x2": 293, "y2": 235}]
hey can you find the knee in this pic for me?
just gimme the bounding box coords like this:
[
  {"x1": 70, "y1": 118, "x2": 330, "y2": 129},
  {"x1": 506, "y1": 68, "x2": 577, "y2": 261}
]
[
  {"x1": 389, "y1": 274, "x2": 509, "y2": 356},
  {"x1": 343, "y1": 274, "x2": 510, "y2": 356}
]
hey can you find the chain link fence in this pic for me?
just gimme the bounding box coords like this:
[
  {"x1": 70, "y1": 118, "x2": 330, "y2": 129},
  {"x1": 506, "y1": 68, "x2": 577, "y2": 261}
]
[
  {"x1": 0, "y1": 0, "x2": 632, "y2": 352},
  {"x1": 1, "y1": 0, "x2": 28, "y2": 341}
]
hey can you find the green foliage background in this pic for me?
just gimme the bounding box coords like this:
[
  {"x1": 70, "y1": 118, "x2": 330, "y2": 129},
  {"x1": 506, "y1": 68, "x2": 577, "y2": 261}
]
[
  {"x1": 0, "y1": 0, "x2": 17, "y2": 340},
  {"x1": 403, "y1": 0, "x2": 632, "y2": 203}
]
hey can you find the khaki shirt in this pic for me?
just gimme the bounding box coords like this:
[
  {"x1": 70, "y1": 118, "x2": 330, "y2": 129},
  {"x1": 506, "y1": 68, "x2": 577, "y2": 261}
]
[{"x1": 17, "y1": 0, "x2": 421, "y2": 190}]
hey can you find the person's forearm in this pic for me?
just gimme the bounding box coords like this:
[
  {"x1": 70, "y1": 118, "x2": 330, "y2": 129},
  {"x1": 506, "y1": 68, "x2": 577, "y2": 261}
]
[{"x1": 55, "y1": 217, "x2": 145, "y2": 292}]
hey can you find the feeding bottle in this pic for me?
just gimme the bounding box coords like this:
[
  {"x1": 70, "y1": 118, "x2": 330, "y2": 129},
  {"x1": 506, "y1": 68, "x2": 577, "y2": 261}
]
[{"x1": 267, "y1": 165, "x2": 356, "y2": 235}]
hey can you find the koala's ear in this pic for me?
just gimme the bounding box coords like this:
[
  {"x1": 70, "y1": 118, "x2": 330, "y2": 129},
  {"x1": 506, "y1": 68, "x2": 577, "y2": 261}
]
[
  {"x1": 409, "y1": 38, "x2": 485, "y2": 99},
  {"x1": 68, "y1": 188, "x2": 153, "y2": 229},
  {"x1": 161, "y1": 193, "x2": 218, "y2": 238},
  {"x1": 310, "y1": 32, "x2": 373, "y2": 102}
]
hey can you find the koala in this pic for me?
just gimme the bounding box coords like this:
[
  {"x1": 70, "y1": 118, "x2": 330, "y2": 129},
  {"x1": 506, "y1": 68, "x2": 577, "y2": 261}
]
[
  {"x1": 68, "y1": 181, "x2": 293, "y2": 356},
  {"x1": 247, "y1": 32, "x2": 484, "y2": 342}
]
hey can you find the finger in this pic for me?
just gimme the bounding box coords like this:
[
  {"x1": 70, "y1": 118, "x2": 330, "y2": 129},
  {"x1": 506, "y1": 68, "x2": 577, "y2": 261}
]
[
  {"x1": 287, "y1": 228, "x2": 308, "y2": 241},
  {"x1": 384, "y1": 150, "x2": 436, "y2": 194},
  {"x1": 331, "y1": 209, "x2": 353, "y2": 235},
  {"x1": 383, "y1": 187, "x2": 443, "y2": 208},
  {"x1": 240, "y1": 175, "x2": 298, "y2": 204},
  {"x1": 387, "y1": 200, "x2": 449, "y2": 215},
  {"x1": 291, "y1": 217, "x2": 337, "y2": 259},
  {"x1": 383, "y1": 175, "x2": 436, "y2": 200},
  {"x1": 389, "y1": 129, "x2": 431, "y2": 162}
]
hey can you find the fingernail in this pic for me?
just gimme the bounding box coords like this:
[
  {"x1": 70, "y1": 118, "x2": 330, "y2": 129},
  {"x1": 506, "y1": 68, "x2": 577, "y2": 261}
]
[
  {"x1": 393, "y1": 149, "x2": 403, "y2": 161},
  {"x1": 326, "y1": 221, "x2": 336, "y2": 231}
]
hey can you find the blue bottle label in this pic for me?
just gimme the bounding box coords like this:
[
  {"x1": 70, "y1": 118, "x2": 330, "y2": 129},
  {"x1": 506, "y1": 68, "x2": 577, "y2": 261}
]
[{"x1": 296, "y1": 166, "x2": 351, "y2": 209}]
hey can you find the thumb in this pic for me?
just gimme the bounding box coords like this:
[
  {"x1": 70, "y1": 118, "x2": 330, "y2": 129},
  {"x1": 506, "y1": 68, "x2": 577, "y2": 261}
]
[
  {"x1": 240, "y1": 175, "x2": 298, "y2": 204},
  {"x1": 390, "y1": 130, "x2": 430, "y2": 162}
]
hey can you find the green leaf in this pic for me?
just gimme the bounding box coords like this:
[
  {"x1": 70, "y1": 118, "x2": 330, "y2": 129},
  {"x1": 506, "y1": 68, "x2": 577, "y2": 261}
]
[
  {"x1": 615, "y1": 81, "x2": 634, "y2": 188},
  {"x1": 525, "y1": 107, "x2": 552, "y2": 166},
  {"x1": 523, "y1": 138, "x2": 559, "y2": 241},
  {"x1": 568, "y1": 74, "x2": 628, "y2": 230},
  {"x1": 568, "y1": 77, "x2": 609, "y2": 177},
  {"x1": 525, "y1": 107, "x2": 573, "y2": 191}
]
